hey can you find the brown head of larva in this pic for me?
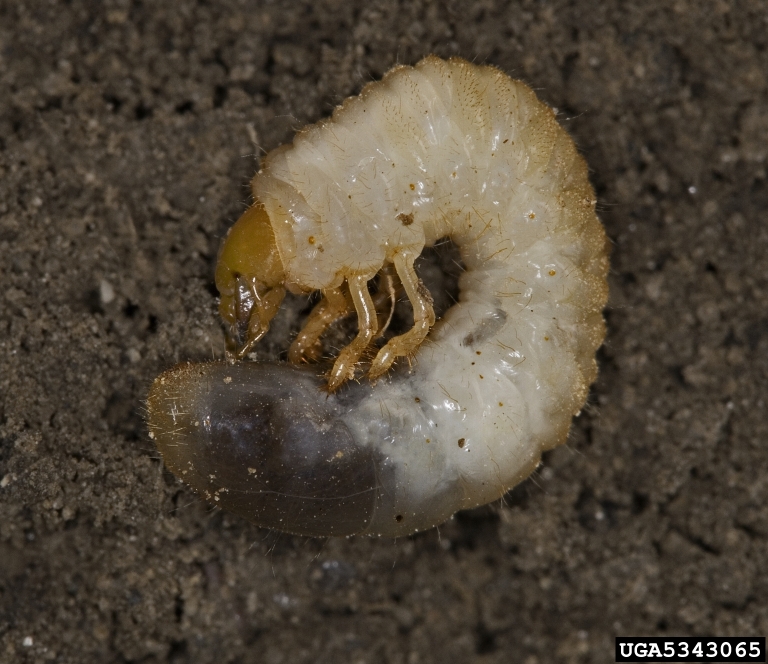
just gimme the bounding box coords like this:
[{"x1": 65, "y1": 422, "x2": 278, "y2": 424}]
[{"x1": 215, "y1": 202, "x2": 286, "y2": 357}]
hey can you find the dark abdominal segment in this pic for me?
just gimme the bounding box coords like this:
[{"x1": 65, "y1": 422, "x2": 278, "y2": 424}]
[{"x1": 147, "y1": 362, "x2": 378, "y2": 536}]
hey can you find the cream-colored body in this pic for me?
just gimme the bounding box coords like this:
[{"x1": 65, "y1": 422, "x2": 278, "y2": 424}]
[{"x1": 148, "y1": 56, "x2": 609, "y2": 537}]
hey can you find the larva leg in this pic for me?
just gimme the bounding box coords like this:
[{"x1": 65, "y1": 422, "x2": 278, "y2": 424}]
[
  {"x1": 369, "y1": 252, "x2": 435, "y2": 380},
  {"x1": 372, "y1": 263, "x2": 400, "y2": 337},
  {"x1": 288, "y1": 287, "x2": 351, "y2": 364},
  {"x1": 327, "y1": 275, "x2": 378, "y2": 392}
]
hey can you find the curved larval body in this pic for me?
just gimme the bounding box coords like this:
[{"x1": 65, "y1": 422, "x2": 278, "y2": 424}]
[{"x1": 147, "y1": 56, "x2": 609, "y2": 537}]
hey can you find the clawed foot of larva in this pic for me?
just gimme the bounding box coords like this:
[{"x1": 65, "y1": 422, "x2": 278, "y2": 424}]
[
  {"x1": 327, "y1": 348, "x2": 360, "y2": 392},
  {"x1": 368, "y1": 331, "x2": 426, "y2": 380},
  {"x1": 368, "y1": 346, "x2": 396, "y2": 381}
]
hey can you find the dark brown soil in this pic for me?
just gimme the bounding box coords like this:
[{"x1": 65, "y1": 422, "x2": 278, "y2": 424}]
[{"x1": 2, "y1": 1, "x2": 767, "y2": 662}]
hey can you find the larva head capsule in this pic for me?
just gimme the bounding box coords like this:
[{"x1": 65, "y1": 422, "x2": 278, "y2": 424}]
[{"x1": 215, "y1": 202, "x2": 286, "y2": 357}]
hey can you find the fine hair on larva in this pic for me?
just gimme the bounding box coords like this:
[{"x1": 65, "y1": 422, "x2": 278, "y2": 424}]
[{"x1": 147, "y1": 55, "x2": 610, "y2": 537}]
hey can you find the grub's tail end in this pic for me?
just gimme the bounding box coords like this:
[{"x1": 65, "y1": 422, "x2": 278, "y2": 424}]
[{"x1": 147, "y1": 362, "x2": 378, "y2": 537}]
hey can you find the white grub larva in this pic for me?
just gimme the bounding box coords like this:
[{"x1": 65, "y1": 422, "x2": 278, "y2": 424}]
[{"x1": 147, "y1": 56, "x2": 609, "y2": 537}]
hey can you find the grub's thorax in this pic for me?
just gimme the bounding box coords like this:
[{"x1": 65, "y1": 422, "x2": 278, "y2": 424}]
[{"x1": 214, "y1": 194, "x2": 437, "y2": 391}]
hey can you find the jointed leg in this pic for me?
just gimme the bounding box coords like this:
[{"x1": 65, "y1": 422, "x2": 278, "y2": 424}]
[
  {"x1": 289, "y1": 287, "x2": 350, "y2": 364},
  {"x1": 328, "y1": 275, "x2": 378, "y2": 392},
  {"x1": 369, "y1": 251, "x2": 435, "y2": 380},
  {"x1": 371, "y1": 263, "x2": 400, "y2": 337}
]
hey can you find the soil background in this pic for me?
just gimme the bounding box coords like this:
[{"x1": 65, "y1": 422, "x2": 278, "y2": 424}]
[{"x1": 2, "y1": 1, "x2": 768, "y2": 663}]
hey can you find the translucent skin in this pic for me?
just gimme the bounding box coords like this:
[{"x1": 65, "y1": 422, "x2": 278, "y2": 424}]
[
  {"x1": 147, "y1": 363, "x2": 381, "y2": 537},
  {"x1": 148, "y1": 56, "x2": 610, "y2": 537}
]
